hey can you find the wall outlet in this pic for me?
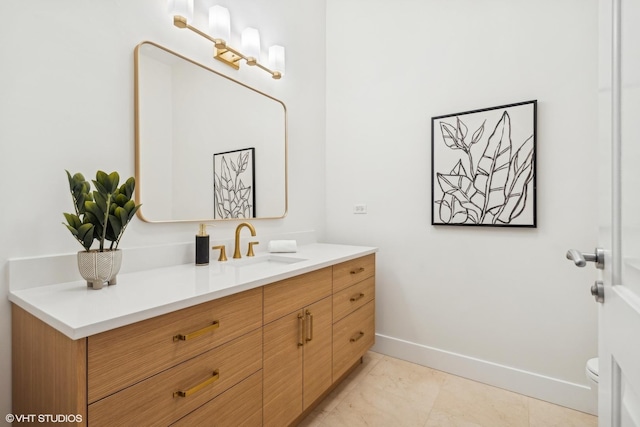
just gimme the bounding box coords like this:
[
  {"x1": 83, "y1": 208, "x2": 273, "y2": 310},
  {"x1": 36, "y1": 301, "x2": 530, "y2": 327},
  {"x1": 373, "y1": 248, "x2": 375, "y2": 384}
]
[{"x1": 353, "y1": 204, "x2": 367, "y2": 214}]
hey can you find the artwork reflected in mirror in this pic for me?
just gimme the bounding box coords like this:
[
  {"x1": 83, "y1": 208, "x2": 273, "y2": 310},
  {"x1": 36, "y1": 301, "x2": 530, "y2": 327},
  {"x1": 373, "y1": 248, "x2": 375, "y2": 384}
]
[
  {"x1": 431, "y1": 100, "x2": 537, "y2": 227},
  {"x1": 214, "y1": 148, "x2": 255, "y2": 219},
  {"x1": 134, "y1": 41, "x2": 287, "y2": 223}
]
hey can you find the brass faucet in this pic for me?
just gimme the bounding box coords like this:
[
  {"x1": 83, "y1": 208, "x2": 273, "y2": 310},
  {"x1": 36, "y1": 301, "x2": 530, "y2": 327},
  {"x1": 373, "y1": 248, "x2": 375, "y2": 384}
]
[{"x1": 233, "y1": 222, "x2": 257, "y2": 259}]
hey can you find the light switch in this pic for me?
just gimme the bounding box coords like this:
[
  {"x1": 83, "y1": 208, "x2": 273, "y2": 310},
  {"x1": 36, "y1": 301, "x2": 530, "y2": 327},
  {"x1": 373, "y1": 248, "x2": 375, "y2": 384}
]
[{"x1": 353, "y1": 204, "x2": 367, "y2": 214}]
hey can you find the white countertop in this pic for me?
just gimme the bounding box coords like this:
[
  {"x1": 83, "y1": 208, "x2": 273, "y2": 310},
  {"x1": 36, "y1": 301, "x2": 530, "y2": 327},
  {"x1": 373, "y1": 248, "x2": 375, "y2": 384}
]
[{"x1": 9, "y1": 243, "x2": 377, "y2": 340}]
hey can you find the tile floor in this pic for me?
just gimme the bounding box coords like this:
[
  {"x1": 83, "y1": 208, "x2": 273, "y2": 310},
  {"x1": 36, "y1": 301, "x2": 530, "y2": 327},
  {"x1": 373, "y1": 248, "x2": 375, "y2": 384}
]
[{"x1": 299, "y1": 352, "x2": 597, "y2": 427}]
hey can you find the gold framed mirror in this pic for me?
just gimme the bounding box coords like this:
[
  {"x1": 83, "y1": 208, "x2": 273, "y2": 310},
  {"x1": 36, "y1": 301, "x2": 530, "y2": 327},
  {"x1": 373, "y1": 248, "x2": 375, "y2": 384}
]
[{"x1": 134, "y1": 41, "x2": 287, "y2": 222}]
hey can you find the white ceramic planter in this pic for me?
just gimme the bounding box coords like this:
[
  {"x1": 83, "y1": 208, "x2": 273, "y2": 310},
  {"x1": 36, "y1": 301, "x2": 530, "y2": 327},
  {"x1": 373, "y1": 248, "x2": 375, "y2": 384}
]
[{"x1": 77, "y1": 249, "x2": 122, "y2": 290}]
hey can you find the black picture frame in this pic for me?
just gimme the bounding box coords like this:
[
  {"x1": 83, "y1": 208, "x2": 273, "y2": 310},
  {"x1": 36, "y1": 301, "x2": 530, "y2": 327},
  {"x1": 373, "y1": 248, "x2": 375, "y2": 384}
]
[
  {"x1": 431, "y1": 100, "x2": 537, "y2": 227},
  {"x1": 213, "y1": 147, "x2": 256, "y2": 219}
]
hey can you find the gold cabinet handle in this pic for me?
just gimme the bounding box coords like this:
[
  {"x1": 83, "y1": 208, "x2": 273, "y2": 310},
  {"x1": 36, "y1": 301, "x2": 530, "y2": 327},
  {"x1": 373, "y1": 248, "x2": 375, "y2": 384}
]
[
  {"x1": 297, "y1": 312, "x2": 305, "y2": 347},
  {"x1": 350, "y1": 331, "x2": 365, "y2": 342},
  {"x1": 305, "y1": 310, "x2": 313, "y2": 342},
  {"x1": 350, "y1": 292, "x2": 365, "y2": 302},
  {"x1": 173, "y1": 370, "x2": 220, "y2": 398},
  {"x1": 350, "y1": 267, "x2": 365, "y2": 275},
  {"x1": 173, "y1": 321, "x2": 220, "y2": 342}
]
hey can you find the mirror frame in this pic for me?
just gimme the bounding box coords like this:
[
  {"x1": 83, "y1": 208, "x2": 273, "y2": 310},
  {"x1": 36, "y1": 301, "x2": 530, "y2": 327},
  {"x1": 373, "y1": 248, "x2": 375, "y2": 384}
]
[{"x1": 133, "y1": 41, "x2": 288, "y2": 223}]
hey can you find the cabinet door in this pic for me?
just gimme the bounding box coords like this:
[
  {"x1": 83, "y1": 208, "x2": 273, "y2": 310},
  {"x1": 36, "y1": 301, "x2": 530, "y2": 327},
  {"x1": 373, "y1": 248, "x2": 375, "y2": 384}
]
[
  {"x1": 263, "y1": 310, "x2": 304, "y2": 427},
  {"x1": 303, "y1": 296, "x2": 333, "y2": 410}
]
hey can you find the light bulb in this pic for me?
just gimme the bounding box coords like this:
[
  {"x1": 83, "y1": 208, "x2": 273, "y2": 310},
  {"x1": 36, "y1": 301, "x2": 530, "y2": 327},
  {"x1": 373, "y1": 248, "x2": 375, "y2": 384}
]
[
  {"x1": 242, "y1": 27, "x2": 261, "y2": 64},
  {"x1": 167, "y1": 0, "x2": 193, "y2": 23},
  {"x1": 269, "y1": 45, "x2": 285, "y2": 76},
  {"x1": 209, "y1": 5, "x2": 230, "y2": 42}
]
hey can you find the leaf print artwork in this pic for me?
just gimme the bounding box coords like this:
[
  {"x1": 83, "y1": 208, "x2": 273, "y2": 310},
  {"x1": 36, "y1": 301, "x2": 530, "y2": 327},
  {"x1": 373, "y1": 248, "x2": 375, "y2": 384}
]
[
  {"x1": 213, "y1": 148, "x2": 256, "y2": 219},
  {"x1": 431, "y1": 101, "x2": 537, "y2": 227}
]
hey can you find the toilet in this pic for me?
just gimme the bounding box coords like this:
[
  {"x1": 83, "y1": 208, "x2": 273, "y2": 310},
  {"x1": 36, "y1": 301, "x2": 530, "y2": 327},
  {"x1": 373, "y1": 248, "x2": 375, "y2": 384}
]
[
  {"x1": 586, "y1": 357, "x2": 599, "y2": 407},
  {"x1": 586, "y1": 357, "x2": 599, "y2": 384}
]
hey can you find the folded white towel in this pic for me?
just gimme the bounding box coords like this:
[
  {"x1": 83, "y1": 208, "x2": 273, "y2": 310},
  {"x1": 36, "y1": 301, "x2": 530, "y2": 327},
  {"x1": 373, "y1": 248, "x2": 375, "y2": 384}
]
[{"x1": 268, "y1": 240, "x2": 297, "y2": 253}]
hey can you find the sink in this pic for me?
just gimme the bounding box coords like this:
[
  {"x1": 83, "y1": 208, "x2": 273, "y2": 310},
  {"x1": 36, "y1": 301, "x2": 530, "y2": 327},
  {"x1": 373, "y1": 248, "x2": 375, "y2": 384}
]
[{"x1": 229, "y1": 254, "x2": 307, "y2": 269}]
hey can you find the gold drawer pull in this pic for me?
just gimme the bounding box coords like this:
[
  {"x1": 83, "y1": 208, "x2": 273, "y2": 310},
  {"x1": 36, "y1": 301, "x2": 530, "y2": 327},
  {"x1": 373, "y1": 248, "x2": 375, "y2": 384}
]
[
  {"x1": 173, "y1": 321, "x2": 220, "y2": 342},
  {"x1": 173, "y1": 370, "x2": 220, "y2": 398},
  {"x1": 350, "y1": 292, "x2": 365, "y2": 302},
  {"x1": 305, "y1": 310, "x2": 314, "y2": 342},
  {"x1": 350, "y1": 331, "x2": 365, "y2": 342},
  {"x1": 298, "y1": 312, "x2": 305, "y2": 347},
  {"x1": 350, "y1": 267, "x2": 365, "y2": 275}
]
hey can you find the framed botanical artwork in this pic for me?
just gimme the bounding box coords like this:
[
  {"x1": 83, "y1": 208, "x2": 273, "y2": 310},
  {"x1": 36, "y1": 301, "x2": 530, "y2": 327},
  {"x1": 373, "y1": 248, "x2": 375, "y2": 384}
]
[
  {"x1": 213, "y1": 147, "x2": 256, "y2": 219},
  {"x1": 431, "y1": 100, "x2": 537, "y2": 227}
]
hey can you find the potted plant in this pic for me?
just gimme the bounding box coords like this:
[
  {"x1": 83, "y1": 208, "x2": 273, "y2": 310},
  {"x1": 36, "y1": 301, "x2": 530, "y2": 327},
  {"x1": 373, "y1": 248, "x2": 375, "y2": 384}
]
[{"x1": 63, "y1": 170, "x2": 141, "y2": 289}]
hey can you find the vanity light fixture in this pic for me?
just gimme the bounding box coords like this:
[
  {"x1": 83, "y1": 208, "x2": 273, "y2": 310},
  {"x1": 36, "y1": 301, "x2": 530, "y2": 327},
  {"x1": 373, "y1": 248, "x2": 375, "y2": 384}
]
[
  {"x1": 169, "y1": 1, "x2": 284, "y2": 80},
  {"x1": 269, "y1": 45, "x2": 285, "y2": 77}
]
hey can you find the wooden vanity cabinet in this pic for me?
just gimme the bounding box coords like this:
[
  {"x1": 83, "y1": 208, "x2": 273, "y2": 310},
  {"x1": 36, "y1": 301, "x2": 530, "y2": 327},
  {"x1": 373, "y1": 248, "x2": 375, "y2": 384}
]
[
  {"x1": 12, "y1": 252, "x2": 376, "y2": 427},
  {"x1": 332, "y1": 255, "x2": 376, "y2": 380},
  {"x1": 262, "y1": 268, "x2": 333, "y2": 427},
  {"x1": 12, "y1": 288, "x2": 264, "y2": 427}
]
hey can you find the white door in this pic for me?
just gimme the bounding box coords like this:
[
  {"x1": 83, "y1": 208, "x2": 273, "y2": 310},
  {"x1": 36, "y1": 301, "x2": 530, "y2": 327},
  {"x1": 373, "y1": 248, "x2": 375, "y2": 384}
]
[{"x1": 595, "y1": 0, "x2": 640, "y2": 425}]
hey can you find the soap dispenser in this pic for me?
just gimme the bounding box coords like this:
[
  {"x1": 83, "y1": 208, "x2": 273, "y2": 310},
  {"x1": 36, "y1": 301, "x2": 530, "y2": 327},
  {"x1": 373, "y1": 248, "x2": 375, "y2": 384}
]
[{"x1": 195, "y1": 224, "x2": 210, "y2": 266}]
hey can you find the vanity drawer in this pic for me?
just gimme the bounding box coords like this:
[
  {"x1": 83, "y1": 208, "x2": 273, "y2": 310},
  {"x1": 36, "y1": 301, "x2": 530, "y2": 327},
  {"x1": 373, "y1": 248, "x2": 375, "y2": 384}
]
[
  {"x1": 333, "y1": 300, "x2": 375, "y2": 380},
  {"x1": 87, "y1": 287, "x2": 262, "y2": 403},
  {"x1": 263, "y1": 267, "x2": 332, "y2": 324},
  {"x1": 171, "y1": 370, "x2": 263, "y2": 427},
  {"x1": 88, "y1": 328, "x2": 262, "y2": 427},
  {"x1": 333, "y1": 276, "x2": 375, "y2": 323},
  {"x1": 332, "y1": 254, "x2": 375, "y2": 293}
]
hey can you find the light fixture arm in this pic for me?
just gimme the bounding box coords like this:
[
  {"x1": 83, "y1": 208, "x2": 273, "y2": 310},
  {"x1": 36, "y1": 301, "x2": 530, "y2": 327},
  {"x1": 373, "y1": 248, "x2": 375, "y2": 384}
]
[{"x1": 173, "y1": 15, "x2": 282, "y2": 80}]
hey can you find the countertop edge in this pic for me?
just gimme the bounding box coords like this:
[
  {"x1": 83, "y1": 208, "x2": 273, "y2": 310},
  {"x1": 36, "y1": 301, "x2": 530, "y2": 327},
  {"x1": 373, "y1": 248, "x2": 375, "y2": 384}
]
[{"x1": 9, "y1": 244, "x2": 378, "y2": 340}]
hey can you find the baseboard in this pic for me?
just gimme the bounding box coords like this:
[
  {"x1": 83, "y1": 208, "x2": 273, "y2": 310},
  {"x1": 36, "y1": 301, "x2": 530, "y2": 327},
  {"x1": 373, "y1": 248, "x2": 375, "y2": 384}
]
[{"x1": 372, "y1": 333, "x2": 597, "y2": 415}]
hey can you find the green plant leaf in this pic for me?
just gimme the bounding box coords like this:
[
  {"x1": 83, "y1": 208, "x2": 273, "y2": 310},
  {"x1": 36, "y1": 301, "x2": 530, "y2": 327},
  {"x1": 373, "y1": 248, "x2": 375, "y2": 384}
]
[
  {"x1": 77, "y1": 223, "x2": 95, "y2": 251},
  {"x1": 108, "y1": 214, "x2": 122, "y2": 239},
  {"x1": 95, "y1": 170, "x2": 109, "y2": 190},
  {"x1": 93, "y1": 191, "x2": 108, "y2": 213},
  {"x1": 84, "y1": 201, "x2": 105, "y2": 226},
  {"x1": 114, "y1": 206, "x2": 127, "y2": 224},
  {"x1": 121, "y1": 177, "x2": 135, "y2": 199},
  {"x1": 113, "y1": 193, "x2": 128, "y2": 207},
  {"x1": 63, "y1": 213, "x2": 81, "y2": 229},
  {"x1": 114, "y1": 200, "x2": 141, "y2": 223},
  {"x1": 63, "y1": 224, "x2": 79, "y2": 237},
  {"x1": 95, "y1": 170, "x2": 120, "y2": 194}
]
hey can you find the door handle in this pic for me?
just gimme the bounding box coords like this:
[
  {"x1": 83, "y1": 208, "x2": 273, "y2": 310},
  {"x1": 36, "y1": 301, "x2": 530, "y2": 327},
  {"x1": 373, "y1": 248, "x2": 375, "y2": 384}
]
[
  {"x1": 566, "y1": 248, "x2": 605, "y2": 270},
  {"x1": 591, "y1": 280, "x2": 605, "y2": 303}
]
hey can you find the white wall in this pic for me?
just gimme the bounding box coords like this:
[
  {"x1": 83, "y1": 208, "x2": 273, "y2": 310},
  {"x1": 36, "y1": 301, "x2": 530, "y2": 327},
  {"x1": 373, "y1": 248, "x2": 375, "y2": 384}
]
[
  {"x1": 326, "y1": 0, "x2": 599, "y2": 413},
  {"x1": 0, "y1": 0, "x2": 601, "y2": 418},
  {"x1": 0, "y1": 0, "x2": 326, "y2": 419}
]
